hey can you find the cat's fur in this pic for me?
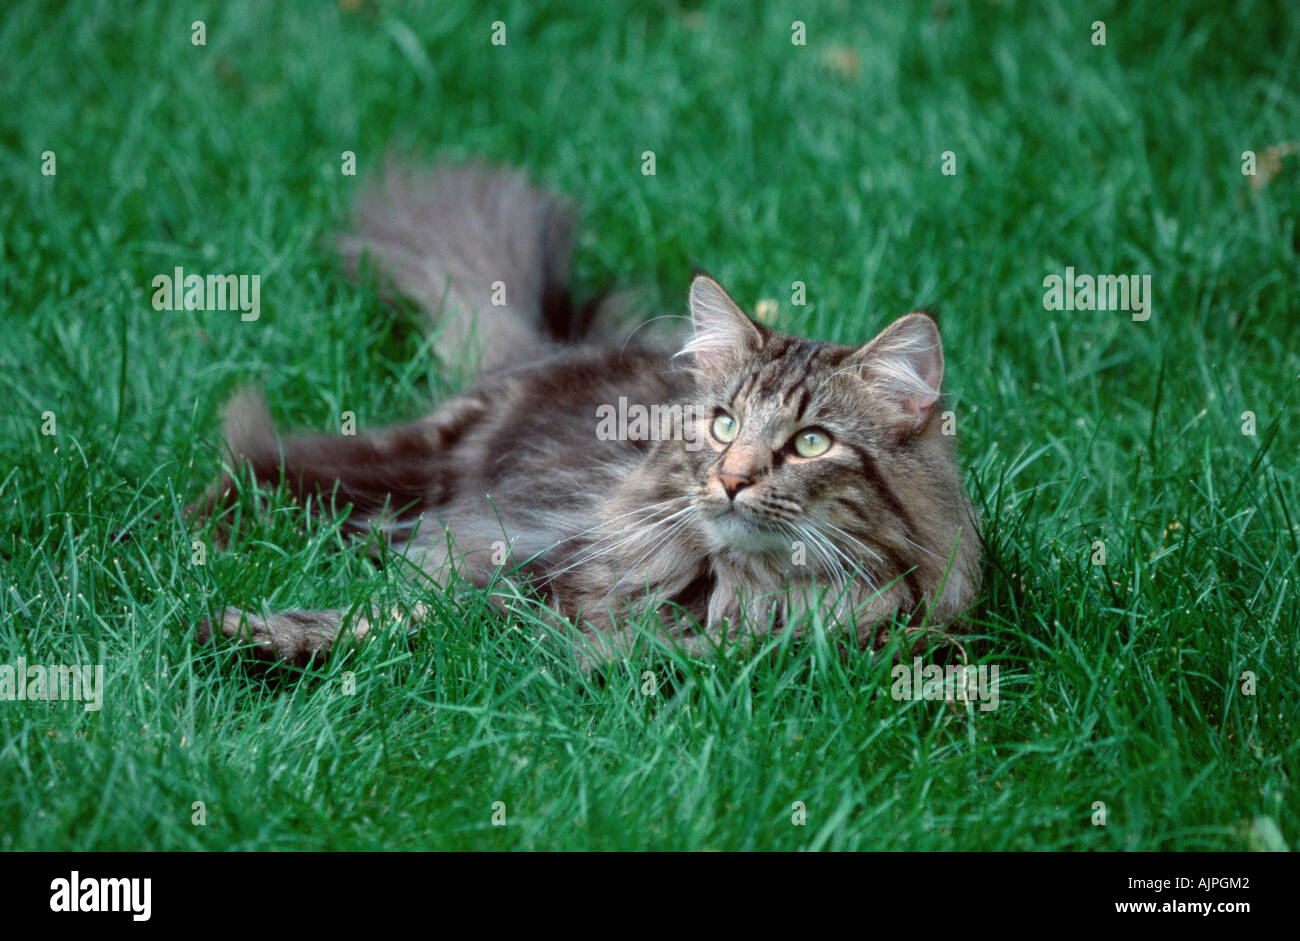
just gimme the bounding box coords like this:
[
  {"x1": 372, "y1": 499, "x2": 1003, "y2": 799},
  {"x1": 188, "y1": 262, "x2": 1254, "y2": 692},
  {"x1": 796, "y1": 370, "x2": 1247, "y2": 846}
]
[{"x1": 195, "y1": 163, "x2": 981, "y2": 667}]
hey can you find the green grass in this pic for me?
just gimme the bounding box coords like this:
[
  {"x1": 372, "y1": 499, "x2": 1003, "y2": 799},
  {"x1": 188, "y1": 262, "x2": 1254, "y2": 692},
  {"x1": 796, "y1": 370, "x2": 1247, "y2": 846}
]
[{"x1": 1, "y1": 0, "x2": 1297, "y2": 850}]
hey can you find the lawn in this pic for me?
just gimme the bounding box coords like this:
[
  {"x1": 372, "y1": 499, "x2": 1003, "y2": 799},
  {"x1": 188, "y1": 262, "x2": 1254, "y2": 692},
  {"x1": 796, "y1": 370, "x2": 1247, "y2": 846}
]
[{"x1": 0, "y1": 0, "x2": 1296, "y2": 850}]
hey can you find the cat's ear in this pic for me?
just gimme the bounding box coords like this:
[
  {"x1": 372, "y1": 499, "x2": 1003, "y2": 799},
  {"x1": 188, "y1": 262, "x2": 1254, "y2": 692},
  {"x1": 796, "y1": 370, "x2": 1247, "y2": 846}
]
[
  {"x1": 845, "y1": 312, "x2": 944, "y2": 431},
  {"x1": 681, "y1": 275, "x2": 765, "y2": 372}
]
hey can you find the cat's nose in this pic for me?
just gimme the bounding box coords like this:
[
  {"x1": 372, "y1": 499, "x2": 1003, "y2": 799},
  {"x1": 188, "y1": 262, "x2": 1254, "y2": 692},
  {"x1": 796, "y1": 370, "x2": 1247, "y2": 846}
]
[{"x1": 718, "y1": 473, "x2": 752, "y2": 500}]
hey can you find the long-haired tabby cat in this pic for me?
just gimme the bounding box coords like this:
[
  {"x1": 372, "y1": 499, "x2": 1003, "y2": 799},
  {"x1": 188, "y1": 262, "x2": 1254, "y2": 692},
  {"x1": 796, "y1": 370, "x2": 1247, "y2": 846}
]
[{"x1": 195, "y1": 163, "x2": 981, "y2": 668}]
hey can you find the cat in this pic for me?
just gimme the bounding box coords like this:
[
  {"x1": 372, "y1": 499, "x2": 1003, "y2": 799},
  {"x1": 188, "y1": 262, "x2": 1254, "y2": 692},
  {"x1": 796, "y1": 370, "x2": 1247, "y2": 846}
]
[{"x1": 194, "y1": 162, "x2": 982, "y2": 668}]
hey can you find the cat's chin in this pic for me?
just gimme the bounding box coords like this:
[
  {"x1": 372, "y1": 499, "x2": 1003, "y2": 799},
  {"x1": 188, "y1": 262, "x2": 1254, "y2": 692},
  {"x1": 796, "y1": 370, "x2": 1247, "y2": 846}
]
[{"x1": 702, "y1": 508, "x2": 792, "y2": 556}]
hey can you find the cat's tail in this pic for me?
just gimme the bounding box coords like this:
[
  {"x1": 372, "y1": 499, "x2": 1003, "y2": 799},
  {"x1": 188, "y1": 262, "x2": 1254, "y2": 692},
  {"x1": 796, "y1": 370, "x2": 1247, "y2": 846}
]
[{"x1": 338, "y1": 161, "x2": 593, "y2": 374}]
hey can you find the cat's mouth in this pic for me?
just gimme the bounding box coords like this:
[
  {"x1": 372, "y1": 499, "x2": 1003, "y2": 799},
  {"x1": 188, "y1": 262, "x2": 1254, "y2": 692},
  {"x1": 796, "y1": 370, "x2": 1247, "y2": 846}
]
[{"x1": 701, "y1": 502, "x2": 792, "y2": 554}]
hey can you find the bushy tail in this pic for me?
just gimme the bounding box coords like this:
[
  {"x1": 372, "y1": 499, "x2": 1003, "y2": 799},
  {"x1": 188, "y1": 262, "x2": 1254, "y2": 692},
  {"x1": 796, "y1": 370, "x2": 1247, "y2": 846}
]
[{"x1": 338, "y1": 161, "x2": 589, "y2": 373}]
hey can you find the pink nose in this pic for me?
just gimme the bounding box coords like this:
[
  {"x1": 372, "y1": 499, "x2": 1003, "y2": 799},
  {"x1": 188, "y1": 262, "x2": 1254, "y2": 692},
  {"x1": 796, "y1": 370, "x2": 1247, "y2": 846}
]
[{"x1": 718, "y1": 473, "x2": 752, "y2": 500}]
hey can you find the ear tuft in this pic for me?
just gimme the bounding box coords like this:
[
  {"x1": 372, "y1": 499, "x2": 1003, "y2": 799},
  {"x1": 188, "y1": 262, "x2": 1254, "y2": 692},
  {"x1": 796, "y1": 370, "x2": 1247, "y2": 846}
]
[
  {"x1": 847, "y1": 312, "x2": 944, "y2": 430},
  {"x1": 680, "y1": 275, "x2": 764, "y2": 372}
]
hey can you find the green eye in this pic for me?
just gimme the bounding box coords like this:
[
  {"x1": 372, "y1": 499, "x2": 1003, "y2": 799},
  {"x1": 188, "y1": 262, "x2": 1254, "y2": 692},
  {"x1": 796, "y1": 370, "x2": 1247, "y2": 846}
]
[
  {"x1": 793, "y1": 429, "x2": 832, "y2": 457},
  {"x1": 711, "y1": 412, "x2": 737, "y2": 444}
]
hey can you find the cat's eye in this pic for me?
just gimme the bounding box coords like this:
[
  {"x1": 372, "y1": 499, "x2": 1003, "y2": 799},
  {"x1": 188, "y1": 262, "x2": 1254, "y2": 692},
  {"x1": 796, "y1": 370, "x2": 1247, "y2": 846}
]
[
  {"x1": 711, "y1": 412, "x2": 738, "y2": 444},
  {"x1": 792, "y1": 429, "x2": 832, "y2": 457}
]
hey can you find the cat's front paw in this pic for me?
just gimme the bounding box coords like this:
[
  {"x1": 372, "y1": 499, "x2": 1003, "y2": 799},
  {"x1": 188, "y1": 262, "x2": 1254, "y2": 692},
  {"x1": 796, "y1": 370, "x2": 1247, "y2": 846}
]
[{"x1": 196, "y1": 607, "x2": 343, "y2": 667}]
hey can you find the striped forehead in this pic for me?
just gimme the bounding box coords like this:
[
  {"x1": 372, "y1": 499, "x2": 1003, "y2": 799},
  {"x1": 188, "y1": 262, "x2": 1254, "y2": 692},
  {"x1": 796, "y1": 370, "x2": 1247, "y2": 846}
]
[{"x1": 721, "y1": 336, "x2": 846, "y2": 415}]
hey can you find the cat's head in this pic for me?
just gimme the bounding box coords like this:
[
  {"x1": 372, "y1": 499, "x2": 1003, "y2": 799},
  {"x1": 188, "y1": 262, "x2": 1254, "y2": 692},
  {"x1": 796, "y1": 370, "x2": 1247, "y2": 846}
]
[{"x1": 678, "y1": 275, "x2": 964, "y2": 575}]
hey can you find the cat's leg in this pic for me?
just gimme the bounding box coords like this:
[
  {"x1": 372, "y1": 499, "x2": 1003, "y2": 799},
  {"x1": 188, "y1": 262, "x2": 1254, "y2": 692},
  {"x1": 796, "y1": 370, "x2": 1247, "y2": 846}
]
[
  {"x1": 197, "y1": 603, "x2": 429, "y2": 667},
  {"x1": 189, "y1": 389, "x2": 488, "y2": 535},
  {"x1": 196, "y1": 608, "x2": 349, "y2": 666}
]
